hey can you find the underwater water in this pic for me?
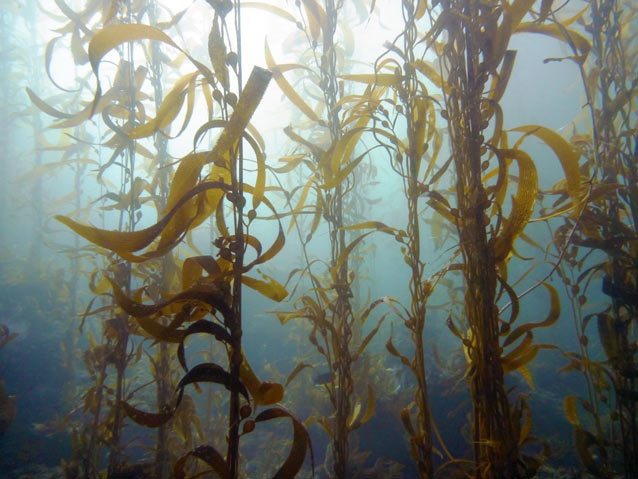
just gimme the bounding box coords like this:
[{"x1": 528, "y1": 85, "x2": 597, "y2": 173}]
[{"x1": 0, "y1": 0, "x2": 636, "y2": 478}]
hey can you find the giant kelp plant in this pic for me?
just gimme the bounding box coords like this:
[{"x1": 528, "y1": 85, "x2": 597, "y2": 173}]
[
  {"x1": 31, "y1": 0, "x2": 311, "y2": 478},
  {"x1": 5, "y1": 0, "x2": 636, "y2": 478},
  {"x1": 552, "y1": 0, "x2": 638, "y2": 477}
]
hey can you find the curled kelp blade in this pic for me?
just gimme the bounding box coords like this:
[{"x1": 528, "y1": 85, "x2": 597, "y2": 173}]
[
  {"x1": 120, "y1": 401, "x2": 174, "y2": 428},
  {"x1": 254, "y1": 407, "x2": 314, "y2": 478},
  {"x1": 174, "y1": 445, "x2": 230, "y2": 479},
  {"x1": 177, "y1": 362, "x2": 250, "y2": 403},
  {"x1": 87, "y1": 23, "x2": 216, "y2": 117},
  {"x1": 511, "y1": 125, "x2": 582, "y2": 208},
  {"x1": 490, "y1": 148, "x2": 538, "y2": 264}
]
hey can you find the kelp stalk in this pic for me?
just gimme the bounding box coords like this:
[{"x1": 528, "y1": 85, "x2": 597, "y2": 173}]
[
  {"x1": 399, "y1": 0, "x2": 434, "y2": 476},
  {"x1": 148, "y1": 2, "x2": 172, "y2": 475},
  {"x1": 323, "y1": 1, "x2": 353, "y2": 476},
  {"x1": 440, "y1": 0, "x2": 518, "y2": 476},
  {"x1": 579, "y1": 0, "x2": 638, "y2": 475}
]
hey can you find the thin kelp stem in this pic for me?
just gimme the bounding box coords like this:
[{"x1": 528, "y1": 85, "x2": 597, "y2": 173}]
[
  {"x1": 108, "y1": 2, "x2": 137, "y2": 472},
  {"x1": 566, "y1": 0, "x2": 638, "y2": 476},
  {"x1": 148, "y1": 2, "x2": 172, "y2": 477},
  {"x1": 401, "y1": 1, "x2": 434, "y2": 476},
  {"x1": 322, "y1": 2, "x2": 353, "y2": 476},
  {"x1": 227, "y1": 2, "x2": 244, "y2": 475}
]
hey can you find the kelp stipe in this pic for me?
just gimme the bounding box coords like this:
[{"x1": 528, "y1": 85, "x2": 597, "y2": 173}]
[
  {"x1": 262, "y1": 1, "x2": 391, "y2": 477},
  {"x1": 416, "y1": 0, "x2": 582, "y2": 476},
  {"x1": 342, "y1": 0, "x2": 447, "y2": 475},
  {"x1": 553, "y1": 0, "x2": 638, "y2": 476}
]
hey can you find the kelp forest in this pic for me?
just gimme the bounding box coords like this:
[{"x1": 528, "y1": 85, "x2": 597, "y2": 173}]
[{"x1": 0, "y1": 0, "x2": 636, "y2": 477}]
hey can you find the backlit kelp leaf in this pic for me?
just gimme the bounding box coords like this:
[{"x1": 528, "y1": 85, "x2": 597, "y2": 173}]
[
  {"x1": 341, "y1": 221, "x2": 399, "y2": 235},
  {"x1": 427, "y1": 196, "x2": 456, "y2": 225},
  {"x1": 411, "y1": 95, "x2": 430, "y2": 163},
  {"x1": 256, "y1": 382, "x2": 285, "y2": 405},
  {"x1": 518, "y1": 365, "x2": 534, "y2": 390},
  {"x1": 242, "y1": 274, "x2": 288, "y2": 302},
  {"x1": 348, "y1": 402, "x2": 362, "y2": 429},
  {"x1": 208, "y1": 17, "x2": 229, "y2": 90},
  {"x1": 415, "y1": 0, "x2": 426, "y2": 19},
  {"x1": 242, "y1": 2, "x2": 299, "y2": 25},
  {"x1": 597, "y1": 313, "x2": 620, "y2": 361},
  {"x1": 321, "y1": 152, "x2": 364, "y2": 190},
  {"x1": 25, "y1": 88, "x2": 73, "y2": 119},
  {"x1": 174, "y1": 445, "x2": 230, "y2": 479},
  {"x1": 487, "y1": 146, "x2": 510, "y2": 209},
  {"x1": 181, "y1": 255, "x2": 223, "y2": 290},
  {"x1": 413, "y1": 59, "x2": 443, "y2": 89},
  {"x1": 284, "y1": 126, "x2": 325, "y2": 156},
  {"x1": 422, "y1": 129, "x2": 443, "y2": 184},
  {"x1": 201, "y1": 80, "x2": 215, "y2": 119},
  {"x1": 339, "y1": 73, "x2": 400, "y2": 87},
  {"x1": 489, "y1": 50, "x2": 516, "y2": 104},
  {"x1": 273, "y1": 154, "x2": 308, "y2": 174},
  {"x1": 88, "y1": 24, "x2": 180, "y2": 115},
  {"x1": 352, "y1": 315, "x2": 386, "y2": 362},
  {"x1": 106, "y1": 275, "x2": 231, "y2": 322},
  {"x1": 491, "y1": 148, "x2": 538, "y2": 263},
  {"x1": 563, "y1": 395, "x2": 580, "y2": 425},
  {"x1": 238, "y1": 355, "x2": 261, "y2": 400},
  {"x1": 386, "y1": 336, "x2": 412, "y2": 370},
  {"x1": 488, "y1": 0, "x2": 536, "y2": 70},
  {"x1": 207, "y1": 66, "x2": 272, "y2": 168},
  {"x1": 350, "y1": 384, "x2": 375, "y2": 430},
  {"x1": 135, "y1": 315, "x2": 185, "y2": 343},
  {"x1": 285, "y1": 362, "x2": 313, "y2": 387},
  {"x1": 502, "y1": 283, "x2": 560, "y2": 347},
  {"x1": 301, "y1": 0, "x2": 327, "y2": 43},
  {"x1": 254, "y1": 407, "x2": 313, "y2": 478},
  {"x1": 178, "y1": 320, "x2": 232, "y2": 371},
  {"x1": 177, "y1": 362, "x2": 249, "y2": 402},
  {"x1": 240, "y1": 131, "x2": 267, "y2": 210},
  {"x1": 265, "y1": 40, "x2": 320, "y2": 122},
  {"x1": 87, "y1": 24, "x2": 217, "y2": 117},
  {"x1": 329, "y1": 124, "x2": 368, "y2": 177},
  {"x1": 128, "y1": 71, "x2": 199, "y2": 139},
  {"x1": 70, "y1": 28, "x2": 89, "y2": 65},
  {"x1": 275, "y1": 310, "x2": 308, "y2": 325},
  {"x1": 400, "y1": 408, "x2": 416, "y2": 437},
  {"x1": 517, "y1": 398, "x2": 533, "y2": 445},
  {"x1": 286, "y1": 174, "x2": 315, "y2": 234},
  {"x1": 497, "y1": 276, "x2": 519, "y2": 330},
  {"x1": 244, "y1": 202, "x2": 285, "y2": 268},
  {"x1": 330, "y1": 231, "x2": 374, "y2": 282},
  {"x1": 159, "y1": 155, "x2": 224, "y2": 251},
  {"x1": 121, "y1": 400, "x2": 173, "y2": 428},
  {"x1": 511, "y1": 125, "x2": 582, "y2": 207},
  {"x1": 502, "y1": 342, "x2": 539, "y2": 374},
  {"x1": 238, "y1": 355, "x2": 284, "y2": 405},
  {"x1": 515, "y1": 22, "x2": 591, "y2": 63},
  {"x1": 44, "y1": 36, "x2": 78, "y2": 93},
  {"x1": 55, "y1": 180, "x2": 229, "y2": 256}
]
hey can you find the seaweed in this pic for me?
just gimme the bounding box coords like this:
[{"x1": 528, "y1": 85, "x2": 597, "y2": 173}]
[
  {"x1": 552, "y1": 0, "x2": 638, "y2": 477},
  {"x1": 11, "y1": 0, "x2": 636, "y2": 477}
]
